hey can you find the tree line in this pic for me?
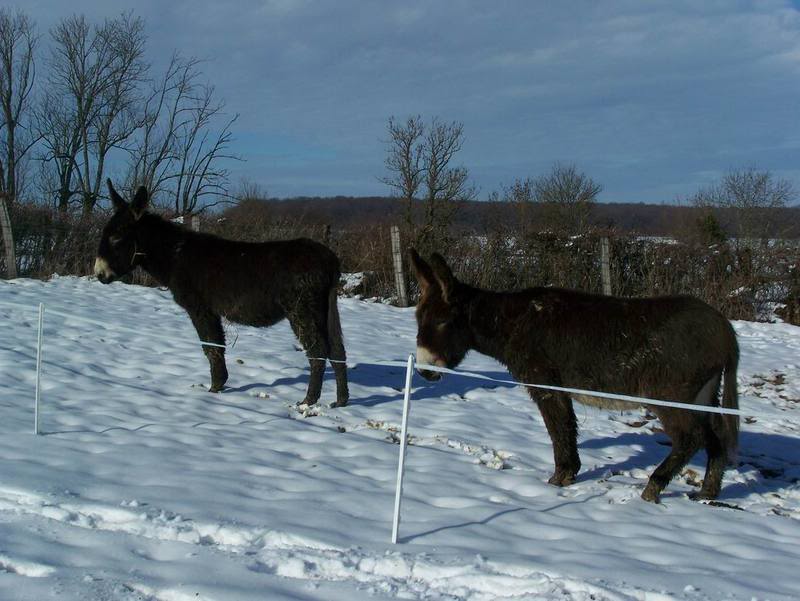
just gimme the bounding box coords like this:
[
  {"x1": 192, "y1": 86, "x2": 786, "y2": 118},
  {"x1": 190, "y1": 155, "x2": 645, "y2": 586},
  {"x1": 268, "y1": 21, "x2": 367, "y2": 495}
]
[{"x1": 380, "y1": 115, "x2": 798, "y2": 251}]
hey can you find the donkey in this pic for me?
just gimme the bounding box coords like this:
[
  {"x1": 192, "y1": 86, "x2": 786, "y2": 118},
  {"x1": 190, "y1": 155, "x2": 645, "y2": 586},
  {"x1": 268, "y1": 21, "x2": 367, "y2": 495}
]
[
  {"x1": 94, "y1": 180, "x2": 349, "y2": 407},
  {"x1": 409, "y1": 249, "x2": 739, "y2": 503}
]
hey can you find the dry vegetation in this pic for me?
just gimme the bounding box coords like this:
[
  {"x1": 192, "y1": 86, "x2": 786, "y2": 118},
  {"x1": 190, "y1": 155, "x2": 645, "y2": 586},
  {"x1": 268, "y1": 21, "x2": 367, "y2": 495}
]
[{"x1": 9, "y1": 198, "x2": 799, "y2": 325}]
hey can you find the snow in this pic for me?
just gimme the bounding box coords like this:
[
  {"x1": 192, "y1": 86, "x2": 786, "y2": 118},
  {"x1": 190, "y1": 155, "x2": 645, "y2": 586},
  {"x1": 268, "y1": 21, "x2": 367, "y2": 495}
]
[{"x1": 0, "y1": 276, "x2": 798, "y2": 600}]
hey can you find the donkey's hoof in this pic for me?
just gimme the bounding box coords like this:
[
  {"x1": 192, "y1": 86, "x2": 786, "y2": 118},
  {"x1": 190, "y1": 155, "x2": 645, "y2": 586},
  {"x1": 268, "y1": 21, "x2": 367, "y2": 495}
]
[
  {"x1": 330, "y1": 398, "x2": 349, "y2": 408},
  {"x1": 209, "y1": 376, "x2": 227, "y2": 393},
  {"x1": 548, "y1": 470, "x2": 577, "y2": 487},
  {"x1": 689, "y1": 489, "x2": 719, "y2": 501},
  {"x1": 299, "y1": 397, "x2": 318, "y2": 407},
  {"x1": 641, "y1": 484, "x2": 662, "y2": 503}
]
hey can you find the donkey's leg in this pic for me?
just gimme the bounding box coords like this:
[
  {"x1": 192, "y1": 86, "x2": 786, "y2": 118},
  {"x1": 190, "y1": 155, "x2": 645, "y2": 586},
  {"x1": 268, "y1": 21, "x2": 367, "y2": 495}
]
[
  {"x1": 188, "y1": 309, "x2": 228, "y2": 393},
  {"x1": 693, "y1": 375, "x2": 727, "y2": 500},
  {"x1": 326, "y1": 289, "x2": 349, "y2": 407},
  {"x1": 532, "y1": 390, "x2": 581, "y2": 486},
  {"x1": 641, "y1": 427, "x2": 701, "y2": 503},
  {"x1": 331, "y1": 362, "x2": 349, "y2": 408},
  {"x1": 286, "y1": 304, "x2": 330, "y2": 406},
  {"x1": 694, "y1": 423, "x2": 726, "y2": 500}
]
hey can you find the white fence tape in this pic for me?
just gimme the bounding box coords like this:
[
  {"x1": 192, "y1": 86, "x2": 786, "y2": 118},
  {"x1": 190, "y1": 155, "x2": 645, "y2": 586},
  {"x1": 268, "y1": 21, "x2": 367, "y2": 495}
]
[
  {"x1": 308, "y1": 358, "x2": 749, "y2": 418},
  {"x1": 410, "y1": 362, "x2": 748, "y2": 417},
  {"x1": 0, "y1": 299, "x2": 750, "y2": 428},
  {"x1": 0, "y1": 300, "x2": 226, "y2": 349},
  {"x1": 43, "y1": 307, "x2": 227, "y2": 349}
]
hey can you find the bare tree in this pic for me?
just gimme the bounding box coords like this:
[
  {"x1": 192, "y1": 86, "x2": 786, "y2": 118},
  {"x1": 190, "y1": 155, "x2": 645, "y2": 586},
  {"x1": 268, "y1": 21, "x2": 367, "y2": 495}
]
[
  {"x1": 523, "y1": 162, "x2": 602, "y2": 234},
  {"x1": 381, "y1": 115, "x2": 424, "y2": 209},
  {"x1": 421, "y1": 119, "x2": 474, "y2": 233},
  {"x1": 127, "y1": 52, "x2": 239, "y2": 216},
  {"x1": 498, "y1": 176, "x2": 537, "y2": 237},
  {"x1": 35, "y1": 88, "x2": 81, "y2": 211},
  {"x1": 128, "y1": 53, "x2": 196, "y2": 195},
  {"x1": 381, "y1": 115, "x2": 474, "y2": 249},
  {"x1": 0, "y1": 9, "x2": 38, "y2": 277},
  {"x1": 691, "y1": 167, "x2": 795, "y2": 243},
  {"x1": 168, "y1": 85, "x2": 238, "y2": 215},
  {"x1": 235, "y1": 178, "x2": 268, "y2": 203},
  {"x1": 43, "y1": 13, "x2": 146, "y2": 214},
  {"x1": 503, "y1": 177, "x2": 535, "y2": 204},
  {"x1": 0, "y1": 9, "x2": 37, "y2": 203},
  {"x1": 500, "y1": 163, "x2": 601, "y2": 235}
]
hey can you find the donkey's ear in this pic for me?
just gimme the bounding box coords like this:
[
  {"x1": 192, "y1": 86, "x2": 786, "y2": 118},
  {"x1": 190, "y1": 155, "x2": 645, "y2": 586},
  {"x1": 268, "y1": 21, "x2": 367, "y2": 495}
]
[
  {"x1": 408, "y1": 248, "x2": 437, "y2": 296},
  {"x1": 106, "y1": 179, "x2": 127, "y2": 212},
  {"x1": 130, "y1": 186, "x2": 149, "y2": 219},
  {"x1": 429, "y1": 253, "x2": 457, "y2": 304}
]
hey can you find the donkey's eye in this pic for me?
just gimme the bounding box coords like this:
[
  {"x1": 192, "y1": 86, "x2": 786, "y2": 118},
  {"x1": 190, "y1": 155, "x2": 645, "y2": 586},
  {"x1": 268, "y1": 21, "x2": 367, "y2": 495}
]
[
  {"x1": 435, "y1": 317, "x2": 451, "y2": 328},
  {"x1": 109, "y1": 235, "x2": 122, "y2": 246}
]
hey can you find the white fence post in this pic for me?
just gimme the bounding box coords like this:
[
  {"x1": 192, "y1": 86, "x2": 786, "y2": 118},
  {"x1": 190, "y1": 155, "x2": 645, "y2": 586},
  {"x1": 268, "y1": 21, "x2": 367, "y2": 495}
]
[
  {"x1": 34, "y1": 302, "x2": 44, "y2": 435},
  {"x1": 392, "y1": 353, "x2": 415, "y2": 544},
  {"x1": 191, "y1": 214, "x2": 200, "y2": 232},
  {"x1": 390, "y1": 226, "x2": 409, "y2": 307}
]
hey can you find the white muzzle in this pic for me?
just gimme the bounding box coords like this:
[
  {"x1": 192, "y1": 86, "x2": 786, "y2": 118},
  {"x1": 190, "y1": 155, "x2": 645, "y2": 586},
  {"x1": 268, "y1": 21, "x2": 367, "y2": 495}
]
[{"x1": 94, "y1": 257, "x2": 115, "y2": 282}]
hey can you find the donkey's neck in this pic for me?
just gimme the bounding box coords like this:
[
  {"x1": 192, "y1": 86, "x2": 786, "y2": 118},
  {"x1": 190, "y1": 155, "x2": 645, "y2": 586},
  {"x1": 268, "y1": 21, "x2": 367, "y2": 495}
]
[
  {"x1": 467, "y1": 288, "x2": 537, "y2": 366},
  {"x1": 134, "y1": 214, "x2": 188, "y2": 285}
]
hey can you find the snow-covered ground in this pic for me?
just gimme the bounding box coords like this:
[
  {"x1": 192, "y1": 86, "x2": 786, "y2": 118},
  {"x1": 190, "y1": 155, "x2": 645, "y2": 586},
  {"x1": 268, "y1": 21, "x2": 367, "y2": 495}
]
[{"x1": 0, "y1": 276, "x2": 799, "y2": 601}]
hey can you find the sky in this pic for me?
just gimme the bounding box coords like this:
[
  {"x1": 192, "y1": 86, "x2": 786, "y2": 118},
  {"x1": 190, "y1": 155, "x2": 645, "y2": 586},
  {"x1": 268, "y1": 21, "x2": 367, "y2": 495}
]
[{"x1": 14, "y1": 0, "x2": 800, "y2": 203}]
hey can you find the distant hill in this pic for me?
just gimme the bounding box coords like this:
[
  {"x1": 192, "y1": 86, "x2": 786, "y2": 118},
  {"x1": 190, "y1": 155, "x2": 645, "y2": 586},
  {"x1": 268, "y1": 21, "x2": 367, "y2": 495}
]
[{"x1": 220, "y1": 196, "x2": 800, "y2": 238}]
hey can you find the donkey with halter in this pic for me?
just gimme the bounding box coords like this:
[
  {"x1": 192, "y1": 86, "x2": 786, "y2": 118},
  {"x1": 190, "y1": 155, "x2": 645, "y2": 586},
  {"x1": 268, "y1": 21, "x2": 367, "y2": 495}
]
[
  {"x1": 95, "y1": 180, "x2": 349, "y2": 407},
  {"x1": 409, "y1": 249, "x2": 739, "y2": 503}
]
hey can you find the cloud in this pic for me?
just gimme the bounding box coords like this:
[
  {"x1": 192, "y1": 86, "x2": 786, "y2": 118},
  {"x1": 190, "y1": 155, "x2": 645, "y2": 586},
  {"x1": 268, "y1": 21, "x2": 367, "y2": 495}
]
[{"x1": 11, "y1": 0, "x2": 800, "y2": 201}]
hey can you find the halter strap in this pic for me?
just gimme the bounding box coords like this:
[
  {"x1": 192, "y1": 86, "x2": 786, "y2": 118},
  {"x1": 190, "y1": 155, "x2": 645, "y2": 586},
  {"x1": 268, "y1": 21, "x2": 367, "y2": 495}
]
[{"x1": 131, "y1": 240, "x2": 147, "y2": 266}]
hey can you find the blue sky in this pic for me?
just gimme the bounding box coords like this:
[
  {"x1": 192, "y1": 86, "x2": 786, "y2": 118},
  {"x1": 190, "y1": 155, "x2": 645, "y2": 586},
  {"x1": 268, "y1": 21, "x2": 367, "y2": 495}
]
[{"x1": 16, "y1": 0, "x2": 800, "y2": 202}]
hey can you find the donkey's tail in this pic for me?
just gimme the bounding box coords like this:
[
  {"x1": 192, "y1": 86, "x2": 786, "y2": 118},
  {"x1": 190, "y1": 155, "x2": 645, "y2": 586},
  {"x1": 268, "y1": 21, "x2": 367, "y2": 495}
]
[
  {"x1": 326, "y1": 281, "x2": 347, "y2": 364},
  {"x1": 325, "y1": 271, "x2": 349, "y2": 407},
  {"x1": 713, "y1": 342, "x2": 740, "y2": 464}
]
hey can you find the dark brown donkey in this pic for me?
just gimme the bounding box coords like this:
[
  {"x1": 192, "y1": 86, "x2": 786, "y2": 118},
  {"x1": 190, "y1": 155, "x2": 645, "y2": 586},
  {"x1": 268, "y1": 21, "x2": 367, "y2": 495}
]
[
  {"x1": 409, "y1": 249, "x2": 739, "y2": 502},
  {"x1": 94, "y1": 180, "x2": 349, "y2": 407}
]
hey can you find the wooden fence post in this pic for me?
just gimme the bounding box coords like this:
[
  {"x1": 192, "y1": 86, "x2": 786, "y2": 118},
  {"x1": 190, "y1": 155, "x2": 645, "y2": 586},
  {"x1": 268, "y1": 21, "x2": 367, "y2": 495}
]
[
  {"x1": 191, "y1": 214, "x2": 200, "y2": 232},
  {"x1": 600, "y1": 237, "x2": 612, "y2": 295},
  {"x1": 0, "y1": 192, "x2": 17, "y2": 278},
  {"x1": 390, "y1": 226, "x2": 409, "y2": 307}
]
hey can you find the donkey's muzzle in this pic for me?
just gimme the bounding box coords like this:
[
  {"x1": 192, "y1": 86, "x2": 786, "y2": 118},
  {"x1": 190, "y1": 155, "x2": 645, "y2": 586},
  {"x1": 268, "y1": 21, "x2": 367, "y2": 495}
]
[
  {"x1": 417, "y1": 368, "x2": 442, "y2": 382},
  {"x1": 416, "y1": 346, "x2": 445, "y2": 381},
  {"x1": 94, "y1": 257, "x2": 116, "y2": 284}
]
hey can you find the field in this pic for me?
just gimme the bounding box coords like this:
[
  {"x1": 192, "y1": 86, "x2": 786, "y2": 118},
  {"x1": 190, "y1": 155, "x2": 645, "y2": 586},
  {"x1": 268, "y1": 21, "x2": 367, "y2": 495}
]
[{"x1": 0, "y1": 276, "x2": 798, "y2": 600}]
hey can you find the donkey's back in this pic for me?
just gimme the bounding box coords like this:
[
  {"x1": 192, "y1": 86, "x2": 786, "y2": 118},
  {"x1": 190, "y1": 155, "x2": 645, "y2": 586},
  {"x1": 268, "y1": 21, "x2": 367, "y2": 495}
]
[
  {"x1": 172, "y1": 235, "x2": 340, "y2": 324},
  {"x1": 522, "y1": 288, "x2": 738, "y2": 404},
  {"x1": 178, "y1": 235, "x2": 340, "y2": 291}
]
